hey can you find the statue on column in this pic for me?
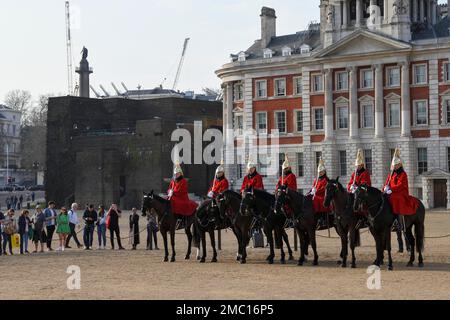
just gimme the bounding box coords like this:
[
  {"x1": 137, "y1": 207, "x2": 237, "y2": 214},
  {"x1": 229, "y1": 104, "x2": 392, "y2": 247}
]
[
  {"x1": 393, "y1": 0, "x2": 408, "y2": 16},
  {"x1": 81, "y1": 46, "x2": 88, "y2": 60},
  {"x1": 326, "y1": 4, "x2": 335, "y2": 26}
]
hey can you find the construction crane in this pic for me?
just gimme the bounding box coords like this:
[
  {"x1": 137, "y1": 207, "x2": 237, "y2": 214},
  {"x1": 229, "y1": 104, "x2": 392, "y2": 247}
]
[
  {"x1": 65, "y1": 1, "x2": 74, "y2": 95},
  {"x1": 111, "y1": 82, "x2": 122, "y2": 95},
  {"x1": 172, "y1": 38, "x2": 190, "y2": 91},
  {"x1": 99, "y1": 85, "x2": 110, "y2": 97}
]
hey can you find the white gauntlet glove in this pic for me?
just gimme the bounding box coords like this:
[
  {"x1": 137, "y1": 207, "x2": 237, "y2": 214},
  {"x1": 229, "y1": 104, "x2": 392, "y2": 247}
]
[
  {"x1": 383, "y1": 186, "x2": 390, "y2": 193},
  {"x1": 350, "y1": 185, "x2": 357, "y2": 194},
  {"x1": 168, "y1": 189, "x2": 174, "y2": 197},
  {"x1": 386, "y1": 189, "x2": 392, "y2": 195},
  {"x1": 207, "y1": 191, "x2": 214, "y2": 198},
  {"x1": 311, "y1": 187, "x2": 317, "y2": 196}
]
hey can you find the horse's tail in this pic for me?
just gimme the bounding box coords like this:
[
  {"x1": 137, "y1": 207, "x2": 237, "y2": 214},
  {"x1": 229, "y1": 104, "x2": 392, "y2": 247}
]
[
  {"x1": 415, "y1": 202, "x2": 425, "y2": 253},
  {"x1": 192, "y1": 220, "x2": 200, "y2": 249},
  {"x1": 355, "y1": 228, "x2": 361, "y2": 247}
]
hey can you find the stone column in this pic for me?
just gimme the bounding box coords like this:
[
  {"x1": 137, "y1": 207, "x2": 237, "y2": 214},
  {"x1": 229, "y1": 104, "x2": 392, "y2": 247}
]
[
  {"x1": 431, "y1": 0, "x2": 437, "y2": 25},
  {"x1": 427, "y1": 0, "x2": 432, "y2": 25},
  {"x1": 348, "y1": 66, "x2": 359, "y2": 139},
  {"x1": 422, "y1": 177, "x2": 430, "y2": 209},
  {"x1": 356, "y1": 0, "x2": 362, "y2": 27},
  {"x1": 419, "y1": 0, "x2": 425, "y2": 22},
  {"x1": 324, "y1": 69, "x2": 334, "y2": 141},
  {"x1": 374, "y1": 64, "x2": 384, "y2": 138},
  {"x1": 342, "y1": 0, "x2": 348, "y2": 27},
  {"x1": 384, "y1": 0, "x2": 389, "y2": 21},
  {"x1": 447, "y1": 179, "x2": 450, "y2": 210},
  {"x1": 401, "y1": 61, "x2": 411, "y2": 137},
  {"x1": 412, "y1": 0, "x2": 418, "y2": 22},
  {"x1": 225, "y1": 83, "x2": 235, "y2": 179}
]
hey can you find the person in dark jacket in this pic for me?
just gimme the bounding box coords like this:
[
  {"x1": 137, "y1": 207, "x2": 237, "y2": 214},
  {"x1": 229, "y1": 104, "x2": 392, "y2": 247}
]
[
  {"x1": 108, "y1": 204, "x2": 124, "y2": 250},
  {"x1": 82, "y1": 204, "x2": 97, "y2": 250},
  {"x1": 146, "y1": 212, "x2": 159, "y2": 250},
  {"x1": 18, "y1": 210, "x2": 31, "y2": 254},
  {"x1": 0, "y1": 210, "x2": 4, "y2": 255},
  {"x1": 129, "y1": 208, "x2": 140, "y2": 250}
]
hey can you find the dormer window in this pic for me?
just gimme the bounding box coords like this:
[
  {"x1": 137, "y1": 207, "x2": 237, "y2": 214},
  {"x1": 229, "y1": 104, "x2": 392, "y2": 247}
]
[
  {"x1": 282, "y1": 46, "x2": 292, "y2": 57},
  {"x1": 238, "y1": 52, "x2": 246, "y2": 62},
  {"x1": 300, "y1": 44, "x2": 311, "y2": 54},
  {"x1": 263, "y1": 49, "x2": 273, "y2": 59}
]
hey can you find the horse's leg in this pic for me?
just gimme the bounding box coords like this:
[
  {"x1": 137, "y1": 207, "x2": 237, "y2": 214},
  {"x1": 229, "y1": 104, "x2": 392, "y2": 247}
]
[
  {"x1": 277, "y1": 228, "x2": 286, "y2": 264},
  {"x1": 386, "y1": 228, "x2": 393, "y2": 271},
  {"x1": 162, "y1": 231, "x2": 169, "y2": 262},
  {"x1": 416, "y1": 217, "x2": 425, "y2": 268},
  {"x1": 265, "y1": 226, "x2": 275, "y2": 264},
  {"x1": 405, "y1": 221, "x2": 416, "y2": 267},
  {"x1": 282, "y1": 228, "x2": 294, "y2": 261},
  {"x1": 349, "y1": 227, "x2": 357, "y2": 269},
  {"x1": 335, "y1": 222, "x2": 345, "y2": 265},
  {"x1": 209, "y1": 229, "x2": 218, "y2": 263},
  {"x1": 308, "y1": 228, "x2": 319, "y2": 266},
  {"x1": 185, "y1": 223, "x2": 193, "y2": 260},
  {"x1": 373, "y1": 233, "x2": 382, "y2": 266},
  {"x1": 297, "y1": 229, "x2": 305, "y2": 266},
  {"x1": 339, "y1": 228, "x2": 348, "y2": 268},
  {"x1": 200, "y1": 229, "x2": 207, "y2": 263},
  {"x1": 234, "y1": 227, "x2": 243, "y2": 262},
  {"x1": 240, "y1": 222, "x2": 251, "y2": 264},
  {"x1": 170, "y1": 227, "x2": 176, "y2": 262}
]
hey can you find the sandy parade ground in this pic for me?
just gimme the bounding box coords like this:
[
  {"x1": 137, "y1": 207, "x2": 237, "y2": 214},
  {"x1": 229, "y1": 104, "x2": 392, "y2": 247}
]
[{"x1": 1, "y1": 210, "x2": 450, "y2": 300}]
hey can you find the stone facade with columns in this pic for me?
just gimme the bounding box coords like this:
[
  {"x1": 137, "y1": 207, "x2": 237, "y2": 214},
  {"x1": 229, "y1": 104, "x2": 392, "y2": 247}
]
[{"x1": 216, "y1": 1, "x2": 450, "y2": 209}]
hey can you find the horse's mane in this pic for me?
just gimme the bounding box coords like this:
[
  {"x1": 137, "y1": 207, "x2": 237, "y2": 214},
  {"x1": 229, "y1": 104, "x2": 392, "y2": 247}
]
[
  {"x1": 366, "y1": 186, "x2": 382, "y2": 195},
  {"x1": 197, "y1": 199, "x2": 213, "y2": 211},
  {"x1": 151, "y1": 193, "x2": 170, "y2": 204},
  {"x1": 253, "y1": 188, "x2": 275, "y2": 203},
  {"x1": 328, "y1": 180, "x2": 346, "y2": 193},
  {"x1": 222, "y1": 189, "x2": 241, "y2": 199}
]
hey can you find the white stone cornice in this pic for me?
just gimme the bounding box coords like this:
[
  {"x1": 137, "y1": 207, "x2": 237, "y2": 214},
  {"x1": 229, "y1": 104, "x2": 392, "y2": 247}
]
[
  {"x1": 358, "y1": 94, "x2": 375, "y2": 102},
  {"x1": 384, "y1": 92, "x2": 401, "y2": 100}
]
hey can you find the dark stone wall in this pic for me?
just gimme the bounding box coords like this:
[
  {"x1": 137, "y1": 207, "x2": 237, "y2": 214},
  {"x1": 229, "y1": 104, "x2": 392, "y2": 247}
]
[{"x1": 46, "y1": 96, "x2": 222, "y2": 209}]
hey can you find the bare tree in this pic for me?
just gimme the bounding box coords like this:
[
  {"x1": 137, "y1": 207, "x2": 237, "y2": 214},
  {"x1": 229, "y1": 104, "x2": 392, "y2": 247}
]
[{"x1": 4, "y1": 89, "x2": 33, "y2": 126}]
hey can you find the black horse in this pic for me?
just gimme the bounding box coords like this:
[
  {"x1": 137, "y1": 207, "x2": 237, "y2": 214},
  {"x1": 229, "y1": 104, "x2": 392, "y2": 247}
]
[
  {"x1": 216, "y1": 190, "x2": 254, "y2": 264},
  {"x1": 324, "y1": 178, "x2": 365, "y2": 268},
  {"x1": 240, "y1": 187, "x2": 294, "y2": 264},
  {"x1": 354, "y1": 184, "x2": 426, "y2": 268},
  {"x1": 193, "y1": 197, "x2": 237, "y2": 263},
  {"x1": 142, "y1": 191, "x2": 196, "y2": 262}
]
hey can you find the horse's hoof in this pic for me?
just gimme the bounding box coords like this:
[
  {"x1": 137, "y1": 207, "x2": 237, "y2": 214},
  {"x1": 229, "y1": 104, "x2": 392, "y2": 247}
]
[
  {"x1": 313, "y1": 260, "x2": 319, "y2": 266},
  {"x1": 265, "y1": 255, "x2": 271, "y2": 261},
  {"x1": 388, "y1": 265, "x2": 394, "y2": 271},
  {"x1": 418, "y1": 262, "x2": 424, "y2": 268},
  {"x1": 337, "y1": 260, "x2": 342, "y2": 265},
  {"x1": 351, "y1": 263, "x2": 357, "y2": 269},
  {"x1": 164, "y1": 257, "x2": 169, "y2": 262},
  {"x1": 341, "y1": 263, "x2": 347, "y2": 268},
  {"x1": 211, "y1": 257, "x2": 218, "y2": 263},
  {"x1": 236, "y1": 255, "x2": 241, "y2": 262},
  {"x1": 407, "y1": 261, "x2": 414, "y2": 267},
  {"x1": 268, "y1": 258, "x2": 274, "y2": 265},
  {"x1": 170, "y1": 257, "x2": 176, "y2": 263},
  {"x1": 200, "y1": 258, "x2": 206, "y2": 263},
  {"x1": 185, "y1": 255, "x2": 190, "y2": 260},
  {"x1": 280, "y1": 259, "x2": 286, "y2": 265},
  {"x1": 240, "y1": 259, "x2": 246, "y2": 264},
  {"x1": 288, "y1": 255, "x2": 295, "y2": 261}
]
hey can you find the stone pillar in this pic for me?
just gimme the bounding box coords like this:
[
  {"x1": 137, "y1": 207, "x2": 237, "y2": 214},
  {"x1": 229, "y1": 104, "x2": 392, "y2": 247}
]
[
  {"x1": 431, "y1": 0, "x2": 437, "y2": 25},
  {"x1": 375, "y1": 64, "x2": 384, "y2": 138},
  {"x1": 427, "y1": 0, "x2": 432, "y2": 25},
  {"x1": 447, "y1": 179, "x2": 450, "y2": 210},
  {"x1": 225, "y1": 83, "x2": 235, "y2": 179},
  {"x1": 356, "y1": 0, "x2": 362, "y2": 27},
  {"x1": 422, "y1": 177, "x2": 430, "y2": 209},
  {"x1": 384, "y1": 0, "x2": 389, "y2": 21},
  {"x1": 412, "y1": 0, "x2": 418, "y2": 22},
  {"x1": 419, "y1": 0, "x2": 425, "y2": 22},
  {"x1": 343, "y1": 0, "x2": 348, "y2": 27},
  {"x1": 348, "y1": 66, "x2": 359, "y2": 139},
  {"x1": 401, "y1": 61, "x2": 411, "y2": 137},
  {"x1": 324, "y1": 69, "x2": 334, "y2": 141}
]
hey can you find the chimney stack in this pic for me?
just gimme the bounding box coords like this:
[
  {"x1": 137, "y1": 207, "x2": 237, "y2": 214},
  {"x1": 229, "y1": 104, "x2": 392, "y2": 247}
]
[{"x1": 260, "y1": 7, "x2": 276, "y2": 48}]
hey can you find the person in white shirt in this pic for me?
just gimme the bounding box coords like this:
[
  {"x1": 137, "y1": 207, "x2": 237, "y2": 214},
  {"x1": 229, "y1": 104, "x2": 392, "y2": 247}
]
[{"x1": 65, "y1": 203, "x2": 82, "y2": 249}]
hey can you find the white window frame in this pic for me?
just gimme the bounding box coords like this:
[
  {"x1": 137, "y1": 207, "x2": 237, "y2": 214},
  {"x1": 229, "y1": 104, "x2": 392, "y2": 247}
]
[
  {"x1": 360, "y1": 69, "x2": 374, "y2": 89},
  {"x1": 234, "y1": 83, "x2": 243, "y2": 101},
  {"x1": 255, "y1": 112, "x2": 268, "y2": 134},
  {"x1": 255, "y1": 80, "x2": 267, "y2": 98},
  {"x1": 444, "y1": 98, "x2": 450, "y2": 125},
  {"x1": 413, "y1": 100, "x2": 428, "y2": 126},
  {"x1": 386, "y1": 66, "x2": 401, "y2": 88},
  {"x1": 234, "y1": 113, "x2": 243, "y2": 135},
  {"x1": 274, "y1": 78, "x2": 286, "y2": 97},
  {"x1": 312, "y1": 74, "x2": 324, "y2": 93},
  {"x1": 361, "y1": 102, "x2": 375, "y2": 128},
  {"x1": 336, "y1": 104, "x2": 349, "y2": 130},
  {"x1": 237, "y1": 52, "x2": 246, "y2": 62},
  {"x1": 335, "y1": 71, "x2": 349, "y2": 91},
  {"x1": 282, "y1": 46, "x2": 292, "y2": 57},
  {"x1": 413, "y1": 64, "x2": 427, "y2": 85},
  {"x1": 274, "y1": 110, "x2": 287, "y2": 134},
  {"x1": 387, "y1": 101, "x2": 401, "y2": 128},
  {"x1": 300, "y1": 45, "x2": 311, "y2": 54},
  {"x1": 294, "y1": 109, "x2": 303, "y2": 133},
  {"x1": 263, "y1": 49, "x2": 273, "y2": 59},
  {"x1": 313, "y1": 107, "x2": 324, "y2": 131},
  {"x1": 293, "y1": 76, "x2": 303, "y2": 95}
]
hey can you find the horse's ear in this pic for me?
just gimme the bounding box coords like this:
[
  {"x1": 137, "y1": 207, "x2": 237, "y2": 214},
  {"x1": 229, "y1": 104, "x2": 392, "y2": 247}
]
[
  {"x1": 143, "y1": 191, "x2": 147, "y2": 195},
  {"x1": 336, "y1": 176, "x2": 340, "y2": 183},
  {"x1": 150, "y1": 190, "x2": 154, "y2": 195}
]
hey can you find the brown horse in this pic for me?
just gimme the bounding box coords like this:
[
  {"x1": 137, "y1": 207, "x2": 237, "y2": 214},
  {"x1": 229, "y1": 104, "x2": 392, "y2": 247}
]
[{"x1": 141, "y1": 191, "x2": 196, "y2": 262}]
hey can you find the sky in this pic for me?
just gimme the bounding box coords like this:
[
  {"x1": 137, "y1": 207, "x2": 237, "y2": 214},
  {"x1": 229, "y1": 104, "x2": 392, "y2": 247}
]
[{"x1": 0, "y1": 0, "x2": 320, "y2": 103}]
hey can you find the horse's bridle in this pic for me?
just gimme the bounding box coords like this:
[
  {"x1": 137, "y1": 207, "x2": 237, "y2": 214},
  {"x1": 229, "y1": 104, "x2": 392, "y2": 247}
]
[{"x1": 357, "y1": 187, "x2": 384, "y2": 225}]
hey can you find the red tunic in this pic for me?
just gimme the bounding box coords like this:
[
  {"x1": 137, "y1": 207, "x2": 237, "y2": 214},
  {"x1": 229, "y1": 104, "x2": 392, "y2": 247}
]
[
  {"x1": 311, "y1": 176, "x2": 331, "y2": 213},
  {"x1": 240, "y1": 172, "x2": 264, "y2": 193},
  {"x1": 275, "y1": 173, "x2": 297, "y2": 192},
  {"x1": 167, "y1": 178, "x2": 198, "y2": 216},
  {"x1": 383, "y1": 170, "x2": 419, "y2": 216},
  {"x1": 208, "y1": 177, "x2": 229, "y2": 197},
  {"x1": 347, "y1": 169, "x2": 372, "y2": 192}
]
